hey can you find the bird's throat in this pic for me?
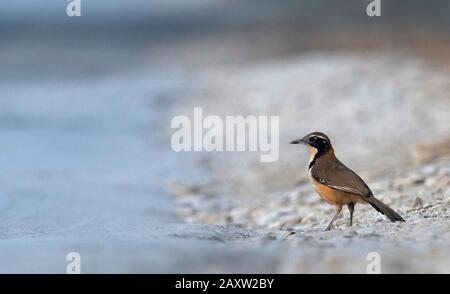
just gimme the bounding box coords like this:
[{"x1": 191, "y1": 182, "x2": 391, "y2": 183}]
[
  {"x1": 308, "y1": 148, "x2": 319, "y2": 169},
  {"x1": 308, "y1": 146, "x2": 333, "y2": 169}
]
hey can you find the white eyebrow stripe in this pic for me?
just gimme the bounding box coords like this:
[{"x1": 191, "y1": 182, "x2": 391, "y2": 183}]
[{"x1": 311, "y1": 135, "x2": 328, "y2": 141}]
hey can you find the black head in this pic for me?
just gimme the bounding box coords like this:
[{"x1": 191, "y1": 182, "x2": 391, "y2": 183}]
[{"x1": 290, "y1": 132, "x2": 332, "y2": 155}]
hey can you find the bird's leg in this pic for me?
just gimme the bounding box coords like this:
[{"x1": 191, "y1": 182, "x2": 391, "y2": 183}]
[
  {"x1": 325, "y1": 205, "x2": 342, "y2": 231},
  {"x1": 348, "y1": 202, "x2": 355, "y2": 227}
]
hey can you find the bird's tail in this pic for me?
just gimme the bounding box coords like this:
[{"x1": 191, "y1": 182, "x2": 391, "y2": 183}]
[{"x1": 365, "y1": 197, "x2": 405, "y2": 222}]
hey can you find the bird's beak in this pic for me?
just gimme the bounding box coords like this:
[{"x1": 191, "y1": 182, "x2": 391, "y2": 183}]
[{"x1": 290, "y1": 138, "x2": 306, "y2": 145}]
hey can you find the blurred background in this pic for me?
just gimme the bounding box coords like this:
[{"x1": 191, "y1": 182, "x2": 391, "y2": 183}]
[{"x1": 0, "y1": 0, "x2": 449, "y2": 273}]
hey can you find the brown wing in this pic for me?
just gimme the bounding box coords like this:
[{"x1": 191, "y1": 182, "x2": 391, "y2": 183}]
[{"x1": 311, "y1": 157, "x2": 373, "y2": 198}]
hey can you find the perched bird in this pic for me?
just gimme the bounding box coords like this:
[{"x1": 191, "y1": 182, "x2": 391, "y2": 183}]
[{"x1": 290, "y1": 132, "x2": 405, "y2": 230}]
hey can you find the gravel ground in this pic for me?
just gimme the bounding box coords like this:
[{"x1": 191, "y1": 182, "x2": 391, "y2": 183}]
[
  {"x1": 166, "y1": 51, "x2": 450, "y2": 273},
  {"x1": 2, "y1": 1, "x2": 450, "y2": 274}
]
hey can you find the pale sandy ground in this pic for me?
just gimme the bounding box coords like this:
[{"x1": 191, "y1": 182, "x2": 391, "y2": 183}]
[
  {"x1": 165, "y1": 40, "x2": 450, "y2": 273},
  {"x1": 1, "y1": 1, "x2": 449, "y2": 272}
]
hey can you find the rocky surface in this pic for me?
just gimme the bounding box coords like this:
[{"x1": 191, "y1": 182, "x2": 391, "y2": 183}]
[
  {"x1": 167, "y1": 158, "x2": 450, "y2": 232},
  {"x1": 166, "y1": 149, "x2": 450, "y2": 274},
  {"x1": 165, "y1": 51, "x2": 450, "y2": 273}
]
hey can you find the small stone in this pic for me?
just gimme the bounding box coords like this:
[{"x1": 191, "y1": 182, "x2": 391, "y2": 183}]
[
  {"x1": 281, "y1": 217, "x2": 303, "y2": 226},
  {"x1": 412, "y1": 197, "x2": 423, "y2": 208},
  {"x1": 411, "y1": 176, "x2": 426, "y2": 185},
  {"x1": 300, "y1": 212, "x2": 316, "y2": 224},
  {"x1": 282, "y1": 230, "x2": 296, "y2": 238},
  {"x1": 425, "y1": 177, "x2": 437, "y2": 187},
  {"x1": 421, "y1": 165, "x2": 437, "y2": 176},
  {"x1": 264, "y1": 232, "x2": 278, "y2": 241},
  {"x1": 379, "y1": 195, "x2": 392, "y2": 205}
]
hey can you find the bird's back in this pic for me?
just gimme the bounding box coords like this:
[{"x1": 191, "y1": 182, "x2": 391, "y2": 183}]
[{"x1": 310, "y1": 153, "x2": 373, "y2": 198}]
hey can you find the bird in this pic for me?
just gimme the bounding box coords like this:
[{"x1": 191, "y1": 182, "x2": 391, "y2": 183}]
[{"x1": 290, "y1": 131, "x2": 405, "y2": 230}]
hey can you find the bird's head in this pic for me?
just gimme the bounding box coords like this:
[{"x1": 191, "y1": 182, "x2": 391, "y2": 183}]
[{"x1": 290, "y1": 131, "x2": 333, "y2": 158}]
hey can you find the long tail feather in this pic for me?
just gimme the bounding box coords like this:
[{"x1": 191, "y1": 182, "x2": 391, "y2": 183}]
[{"x1": 366, "y1": 197, "x2": 405, "y2": 222}]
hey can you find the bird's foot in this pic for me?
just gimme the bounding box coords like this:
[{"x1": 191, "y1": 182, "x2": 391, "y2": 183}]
[{"x1": 325, "y1": 224, "x2": 335, "y2": 231}]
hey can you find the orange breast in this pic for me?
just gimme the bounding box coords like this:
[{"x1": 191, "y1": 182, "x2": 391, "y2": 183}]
[{"x1": 309, "y1": 174, "x2": 364, "y2": 205}]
